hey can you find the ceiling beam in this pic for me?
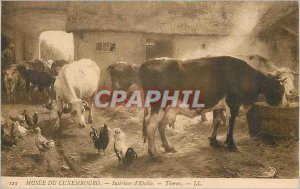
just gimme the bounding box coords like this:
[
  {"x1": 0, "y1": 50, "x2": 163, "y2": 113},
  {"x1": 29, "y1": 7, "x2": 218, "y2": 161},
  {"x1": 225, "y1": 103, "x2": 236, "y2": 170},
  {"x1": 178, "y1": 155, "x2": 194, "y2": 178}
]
[{"x1": 281, "y1": 25, "x2": 298, "y2": 36}]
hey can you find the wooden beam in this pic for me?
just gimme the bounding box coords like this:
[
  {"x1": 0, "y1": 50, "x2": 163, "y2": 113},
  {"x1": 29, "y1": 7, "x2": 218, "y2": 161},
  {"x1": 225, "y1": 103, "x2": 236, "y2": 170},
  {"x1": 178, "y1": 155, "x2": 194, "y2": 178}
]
[{"x1": 281, "y1": 25, "x2": 298, "y2": 36}]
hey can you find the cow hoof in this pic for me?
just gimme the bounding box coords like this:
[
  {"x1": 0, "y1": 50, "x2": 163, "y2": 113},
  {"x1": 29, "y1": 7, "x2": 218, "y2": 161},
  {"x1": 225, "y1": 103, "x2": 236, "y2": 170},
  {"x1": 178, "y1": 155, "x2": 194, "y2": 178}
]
[
  {"x1": 151, "y1": 155, "x2": 163, "y2": 162},
  {"x1": 165, "y1": 146, "x2": 177, "y2": 153},
  {"x1": 78, "y1": 124, "x2": 86, "y2": 128},
  {"x1": 87, "y1": 117, "x2": 93, "y2": 124},
  {"x1": 226, "y1": 144, "x2": 238, "y2": 152},
  {"x1": 54, "y1": 125, "x2": 60, "y2": 131},
  {"x1": 201, "y1": 116, "x2": 208, "y2": 122},
  {"x1": 209, "y1": 138, "x2": 221, "y2": 148}
]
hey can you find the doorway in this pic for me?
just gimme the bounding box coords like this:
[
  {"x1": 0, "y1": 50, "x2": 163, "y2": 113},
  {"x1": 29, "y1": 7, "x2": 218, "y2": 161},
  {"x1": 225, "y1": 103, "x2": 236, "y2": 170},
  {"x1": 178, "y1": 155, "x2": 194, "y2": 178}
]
[{"x1": 39, "y1": 31, "x2": 74, "y2": 62}]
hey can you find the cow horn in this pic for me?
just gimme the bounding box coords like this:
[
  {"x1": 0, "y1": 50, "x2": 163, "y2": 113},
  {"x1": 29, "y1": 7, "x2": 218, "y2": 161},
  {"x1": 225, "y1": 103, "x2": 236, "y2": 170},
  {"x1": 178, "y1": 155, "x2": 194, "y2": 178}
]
[{"x1": 277, "y1": 77, "x2": 287, "y2": 82}]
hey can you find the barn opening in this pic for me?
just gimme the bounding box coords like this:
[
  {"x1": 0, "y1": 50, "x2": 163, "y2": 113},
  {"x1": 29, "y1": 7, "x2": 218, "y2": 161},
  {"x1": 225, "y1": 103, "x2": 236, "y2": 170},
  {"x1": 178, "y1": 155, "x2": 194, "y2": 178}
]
[
  {"x1": 39, "y1": 31, "x2": 74, "y2": 62},
  {"x1": 1, "y1": 35, "x2": 10, "y2": 51},
  {"x1": 146, "y1": 39, "x2": 174, "y2": 59}
]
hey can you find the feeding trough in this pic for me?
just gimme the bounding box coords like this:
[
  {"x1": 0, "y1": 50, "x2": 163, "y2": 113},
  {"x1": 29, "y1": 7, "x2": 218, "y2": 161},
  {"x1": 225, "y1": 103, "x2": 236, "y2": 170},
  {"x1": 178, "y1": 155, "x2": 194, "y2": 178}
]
[{"x1": 247, "y1": 102, "x2": 299, "y2": 139}]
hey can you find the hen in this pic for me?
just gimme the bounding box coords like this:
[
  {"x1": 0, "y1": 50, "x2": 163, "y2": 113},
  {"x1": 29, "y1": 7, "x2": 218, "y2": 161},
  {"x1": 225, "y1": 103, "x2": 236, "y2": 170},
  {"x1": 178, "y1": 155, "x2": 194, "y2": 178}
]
[
  {"x1": 14, "y1": 121, "x2": 30, "y2": 137},
  {"x1": 123, "y1": 148, "x2": 138, "y2": 167},
  {"x1": 22, "y1": 109, "x2": 39, "y2": 131},
  {"x1": 35, "y1": 127, "x2": 55, "y2": 156},
  {"x1": 9, "y1": 114, "x2": 25, "y2": 126},
  {"x1": 11, "y1": 121, "x2": 22, "y2": 142},
  {"x1": 1, "y1": 127, "x2": 16, "y2": 148},
  {"x1": 90, "y1": 124, "x2": 110, "y2": 155}
]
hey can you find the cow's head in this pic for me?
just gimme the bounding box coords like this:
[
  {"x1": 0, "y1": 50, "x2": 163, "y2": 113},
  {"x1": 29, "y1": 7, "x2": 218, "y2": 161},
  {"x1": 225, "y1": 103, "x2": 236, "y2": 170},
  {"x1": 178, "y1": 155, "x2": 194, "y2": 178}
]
[
  {"x1": 70, "y1": 100, "x2": 86, "y2": 127},
  {"x1": 4, "y1": 67, "x2": 18, "y2": 81},
  {"x1": 15, "y1": 63, "x2": 28, "y2": 75},
  {"x1": 264, "y1": 74, "x2": 285, "y2": 106},
  {"x1": 4, "y1": 69, "x2": 14, "y2": 81},
  {"x1": 268, "y1": 68, "x2": 298, "y2": 106},
  {"x1": 276, "y1": 68, "x2": 297, "y2": 95}
]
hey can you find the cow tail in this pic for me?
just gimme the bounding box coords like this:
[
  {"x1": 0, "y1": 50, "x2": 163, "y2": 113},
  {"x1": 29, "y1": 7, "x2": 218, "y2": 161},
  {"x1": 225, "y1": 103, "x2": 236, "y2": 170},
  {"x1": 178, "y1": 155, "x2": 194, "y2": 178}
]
[
  {"x1": 104, "y1": 65, "x2": 113, "y2": 88},
  {"x1": 142, "y1": 108, "x2": 148, "y2": 143}
]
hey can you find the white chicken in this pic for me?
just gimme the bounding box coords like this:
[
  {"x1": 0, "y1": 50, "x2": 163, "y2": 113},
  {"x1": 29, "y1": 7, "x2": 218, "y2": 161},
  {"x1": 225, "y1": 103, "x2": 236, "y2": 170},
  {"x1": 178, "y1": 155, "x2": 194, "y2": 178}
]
[
  {"x1": 113, "y1": 128, "x2": 138, "y2": 167},
  {"x1": 35, "y1": 127, "x2": 55, "y2": 156},
  {"x1": 15, "y1": 121, "x2": 30, "y2": 136},
  {"x1": 113, "y1": 128, "x2": 128, "y2": 163}
]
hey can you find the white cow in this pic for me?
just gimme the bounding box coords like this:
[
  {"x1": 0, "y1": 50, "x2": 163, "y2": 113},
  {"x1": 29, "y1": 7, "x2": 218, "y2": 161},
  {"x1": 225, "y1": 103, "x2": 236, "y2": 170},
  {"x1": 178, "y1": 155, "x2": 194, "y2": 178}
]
[{"x1": 54, "y1": 59, "x2": 100, "y2": 130}]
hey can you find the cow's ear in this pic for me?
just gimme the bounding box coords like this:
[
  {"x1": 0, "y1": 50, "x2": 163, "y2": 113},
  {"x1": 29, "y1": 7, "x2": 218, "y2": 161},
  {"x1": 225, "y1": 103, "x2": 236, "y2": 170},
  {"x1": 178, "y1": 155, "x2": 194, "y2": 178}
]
[{"x1": 267, "y1": 72, "x2": 274, "y2": 77}]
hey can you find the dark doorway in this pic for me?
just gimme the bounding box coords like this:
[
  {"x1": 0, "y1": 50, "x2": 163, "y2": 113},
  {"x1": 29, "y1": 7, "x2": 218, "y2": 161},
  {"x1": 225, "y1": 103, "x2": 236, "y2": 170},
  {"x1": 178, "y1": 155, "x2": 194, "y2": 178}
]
[
  {"x1": 146, "y1": 39, "x2": 173, "y2": 59},
  {"x1": 1, "y1": 35, "x2": 10, "y2": 51}
]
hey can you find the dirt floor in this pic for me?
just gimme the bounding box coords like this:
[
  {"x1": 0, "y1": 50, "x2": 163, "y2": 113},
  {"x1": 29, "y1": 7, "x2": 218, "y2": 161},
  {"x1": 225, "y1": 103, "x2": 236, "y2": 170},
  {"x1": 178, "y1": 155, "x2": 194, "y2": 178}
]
[{"x1": 1, "y1": 99, "x2": 299, "y2": 178}]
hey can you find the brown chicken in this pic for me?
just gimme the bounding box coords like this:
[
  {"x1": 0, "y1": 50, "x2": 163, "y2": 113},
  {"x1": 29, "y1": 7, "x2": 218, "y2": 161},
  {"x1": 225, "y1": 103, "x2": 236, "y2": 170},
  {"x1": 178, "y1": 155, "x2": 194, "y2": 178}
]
[{"x1": 22, "y1": 109, "x2": 39, "y2": 131}]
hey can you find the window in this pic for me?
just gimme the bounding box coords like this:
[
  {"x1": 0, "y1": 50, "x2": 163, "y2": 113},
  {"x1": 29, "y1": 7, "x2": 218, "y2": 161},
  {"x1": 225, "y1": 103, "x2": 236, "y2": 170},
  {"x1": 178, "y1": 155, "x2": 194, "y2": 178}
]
[
  {"x1": 146, "y1": 41, "x2": 156, "y2": 46},
  {"x1": 96, "y1": 42, "x2": 116, "y2": 52}
]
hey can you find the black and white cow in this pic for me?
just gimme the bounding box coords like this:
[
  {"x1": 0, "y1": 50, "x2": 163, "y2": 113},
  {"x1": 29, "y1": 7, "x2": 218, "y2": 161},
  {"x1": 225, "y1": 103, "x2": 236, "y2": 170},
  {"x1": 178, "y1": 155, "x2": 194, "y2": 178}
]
[
  {"x1": 139, "y1": 56, "x2": 285, "y2": 161},
  {"x1": 16, "y1": 62, "x2": 54, "y2": 103}
]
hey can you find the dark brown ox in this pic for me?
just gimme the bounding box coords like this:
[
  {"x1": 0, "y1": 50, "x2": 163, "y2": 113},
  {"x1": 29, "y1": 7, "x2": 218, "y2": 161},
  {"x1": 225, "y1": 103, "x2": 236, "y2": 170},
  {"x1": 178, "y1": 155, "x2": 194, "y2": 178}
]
[
  {"x1": 139, "y1": 56, "x2": 285, "y2": 161},
  {"x1": 107, "y1": 62, "x2": 140, "y2": 90},
  {"x1": 16, "y1": 62, "x2": 54, "y2": 103}
]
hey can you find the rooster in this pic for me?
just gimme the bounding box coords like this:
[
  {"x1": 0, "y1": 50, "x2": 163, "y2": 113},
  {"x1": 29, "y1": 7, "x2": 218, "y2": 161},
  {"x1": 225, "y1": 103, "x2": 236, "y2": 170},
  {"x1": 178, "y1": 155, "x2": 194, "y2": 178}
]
[
  {"x1": 35, "y1": 127, "x2": 55, "y2": 156},
  {"x1": 113, "y1": 128, "x2": 138, "y2": 167},
  {"x1": 90, "y1": 124, "x2": 110, "y2": 155},
  {"x1": 22, "y1": 109, "x2": 38, "y2": 131}
]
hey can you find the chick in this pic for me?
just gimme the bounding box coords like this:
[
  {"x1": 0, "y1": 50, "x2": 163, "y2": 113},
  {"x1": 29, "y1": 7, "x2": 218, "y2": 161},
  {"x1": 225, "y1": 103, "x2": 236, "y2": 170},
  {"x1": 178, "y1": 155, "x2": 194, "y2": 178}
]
[
  {"x1": 22, "y1": 109, "x2": 39, "y2": 131},
  {"x1": 90, "y1": 124, "x2": 110, "y2": 155},
  {"x1": 35, "y1": 127, "x2": 55, "y2": 156}
]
